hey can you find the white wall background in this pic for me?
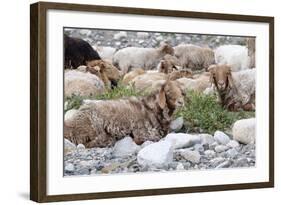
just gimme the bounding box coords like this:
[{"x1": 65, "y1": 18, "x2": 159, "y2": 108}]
[{"x1": 0, "y1": 0, "x2": 279, "y2": 204}]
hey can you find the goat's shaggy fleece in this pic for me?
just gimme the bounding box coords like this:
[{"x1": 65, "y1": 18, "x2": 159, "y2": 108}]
[
  {"x1": 113, "y1": 43, "x2": 174, "y2": 74},
  {"x1": 122, "y1": 68, "x2": 146, "y2": 85},
  {"x1": 209, "y1": 64, "x2": 255, "y2": 111},
  {"x1": 64, "y1": 70, "x2": 105, "y2": 97},
  {"x1": 64, "y1": 80, "x2": 185, "y2": 148},
  {"x1": 215, "y1": 45, "x2": 250, "y2": 72},
  {"x1": 174, "y1": 44, "x2": 215, "y2": 70}
]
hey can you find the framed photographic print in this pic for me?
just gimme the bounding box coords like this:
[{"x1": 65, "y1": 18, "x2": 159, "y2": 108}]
[{"x1": 30, "y1": 1, "x2": 274, "y2": 202}]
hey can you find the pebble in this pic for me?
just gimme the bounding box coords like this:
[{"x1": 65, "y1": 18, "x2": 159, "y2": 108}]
[
  {"x1": 112, "y1": 137, "x2": 140, "y2": 157},
  {"x1": 215, "y1": 145, "x2": 229, "y2": 153},
  {"x1": 180, "y1": 150, "x2": 201, "y2": 164},
  {"x1": 170, "y1": 117, "x2": 184, "y2": 131},
  {"x1": 214, "y1": 131, "x2": 230, "y2": 145},
  {"x1": 227, "y1": 140, "x2": 240, "y2": 148},
  {"x1": 65, "y1": 163, "x2": 75, "y2": 172}
]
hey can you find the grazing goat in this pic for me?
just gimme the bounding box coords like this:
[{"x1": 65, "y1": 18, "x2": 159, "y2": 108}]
[
  {"x1": 64, "y1": 34, "x2": 101, "y2": 69},
  {"x1": 174, "y1": 44, "x2": 215, "y2": 70},
  {"x1": 113, "y1": 42, "x2": 174, "y2": 74},
  {"x1": 86, "y1": 60, "x2": 121, "y2": 88},
  {"x1": 64, "y1": 80, "x2": 185, "y2": 147},
  {"x1": 208, "y1": 64, "x2": 255, "y2": 111},
  {"x1": 215, "y1": 45, "x2": 250, "y2": 72}
]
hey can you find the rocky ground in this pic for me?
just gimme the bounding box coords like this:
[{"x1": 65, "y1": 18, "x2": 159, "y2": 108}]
[
  {"x1": 64, "y1": 28, "x2": 247, "y2": 50},
  {"x1": 64, "y1": 118, "x2": 256, "y2": 176}
]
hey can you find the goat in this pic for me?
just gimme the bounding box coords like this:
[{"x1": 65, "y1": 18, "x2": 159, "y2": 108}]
[
  {"x1": 208, "y1": 64, "x2": 255, "y2": 111},
  {"x1": 64, "y1": 80, "x2": 185, "y2": 148}
]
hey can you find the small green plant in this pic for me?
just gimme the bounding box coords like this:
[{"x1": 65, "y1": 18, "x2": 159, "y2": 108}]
[
  {"x1": 175, "y1": 91, "x2": 255, "y2": 134},
  {"x1": 95, "y1": 84, "x2": 144, "y2": 100}
]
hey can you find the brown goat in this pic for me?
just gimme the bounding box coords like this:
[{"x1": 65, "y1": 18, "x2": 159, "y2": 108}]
[
  {"x1": 86, "y1": 60, "x2": 121, "y2": 88},
  {"x1": 208, "y1": 64, "x2": 255, "y2": 111},
  {"x1": 64, "y1": 80, "x2": 185, "y2": 148}
]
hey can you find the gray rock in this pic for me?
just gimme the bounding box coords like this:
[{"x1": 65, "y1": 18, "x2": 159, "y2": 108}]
[
  {"x1": 64, "y1": 139, "x2": 76, "y2": 152},
  {"x1": 215, "y1": 145, "x2": 229, "y2": 153},
  {"x1": 233, "y1": 118, "x2": 256, "y2": 144},
  {"x1": 216, "y1": 160, "x2": 232, "y2": 169},
  {"x1": 65, "y1": 163, "x2": 74, "y2": 172},
  {"x1": 113, "y1": 137, "x2": 140, "y2": 157},
  {"x1": 214, "y1": 131, "x2": 230, "y2": 145},
  {"x1": 204, "y1": 150, "x2": 216, "y2": 157},
  {"x1": 227, "y1": 140, "x2": 240, "y2": 148},
  {"x1": 113, "y1": 31, "x2": 127, "y2": 40},
  {"x1": 209, "y1": 142, "x2": 218, "y2": 150},
  {"x1": 180, "y1": 150, "x2": 201, "y2": 164},
  {"x1": 141, "y1": 141, "x2": 154, "y2": 148},
  {"x1": 194, "y1": 144, "x2": 204, "y2": 153},
  {"x1": 226, "y1": 148, "x2": 239, "y2": 158},
  {"x1": 137, "y1": 32, "x2": 149, "y2": 38},
  {"x1": 200, "y1": 134, "x2": 215, "y2": 145},
  {"x1": 164, "y1": 133, "x2": 201, "y2": 149},
  {"x1": 176, "y1": 163, "x2": 185, "y2": 170},
  {"x1": 210, "y1": 157, "x2": 225, "y2": 167},
  {"x1": 170, "y1": 117, "x2": 184, "y2": 131},
  {"x1": 137, "y1": 141, "x2": 174, "y2": 168},
  {"x1": 77, "y1": 144, "x2": 85, "y2": 150},
  {"x1": 233, "y1": 157, "x2": 248, "y2": 167}
]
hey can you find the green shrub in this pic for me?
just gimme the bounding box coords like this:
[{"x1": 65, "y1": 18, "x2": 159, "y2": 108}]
[
  {"x1": 175, "y1": 91, "x2": 255, "y2": 134},
  {"x1": 95, "y1": 84, "x2": 144, "y2": 100}
]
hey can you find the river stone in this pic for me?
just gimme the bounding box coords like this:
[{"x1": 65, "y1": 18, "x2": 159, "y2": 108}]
[
  {"x1": 227, "y1": 140, "x2": 240, "y2": 148},
  {"x1": 137, "y1": 140, "x2": 174, "y2": 168},
  {"x1": 164, "y1": 133, "x2": 201, "y2": 149},
  {"x1": 214, "y1": 131, "x2": 230, "y2": 145},
  {"x1": 215, "y1": 145, "x2": 229, "y2": 153},
  {"x1": 113, "y1": 137, "x2": 140, "y2": 157},
  {"x1": 180, "y1": 150, "x2": 201, "y2": 164}
]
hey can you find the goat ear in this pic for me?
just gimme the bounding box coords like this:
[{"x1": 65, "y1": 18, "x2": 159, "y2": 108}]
[
  {"x1": 158, "y1": 85, "x2": 166, "y2": 109},
  {"x1": 227, "y1": 72, "x2": 235, "y2": 88}
]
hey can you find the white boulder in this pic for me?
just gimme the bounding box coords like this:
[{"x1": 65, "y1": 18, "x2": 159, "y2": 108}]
[{"x1": 233, "y1": 118, "x2": 256, "y2": 144}]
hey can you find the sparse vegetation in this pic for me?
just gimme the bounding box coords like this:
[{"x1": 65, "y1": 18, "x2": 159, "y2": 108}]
[
  {"x1": 64, "y1": 84, "x2": 145, "y2": 112},
  {"x1": 175, "y1": 91, "x2": 255, "y2": 134}
]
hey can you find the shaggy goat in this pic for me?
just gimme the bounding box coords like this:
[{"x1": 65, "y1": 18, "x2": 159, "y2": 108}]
[
  {"x1": 215, "y1": 45, "x2": 250, "y2": 72},
  {"x1": 208, "y1": 64, "x2": 255, "y2": 111},
  {"x1": 64, "y1": 80, "x2": 185, "y2": 147},
  {"x1": 113, "y1": 42, "x2": 174, "y2": 74},
  {"x1": 174, "y1": 44, "x2": 215, "y2": 70},
  {"x1": 64, "y1": 70, "x2": 105, "y2": 97},
  {"x1": 64, "y1": 34, "x2": 101, "y2": 69}
]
